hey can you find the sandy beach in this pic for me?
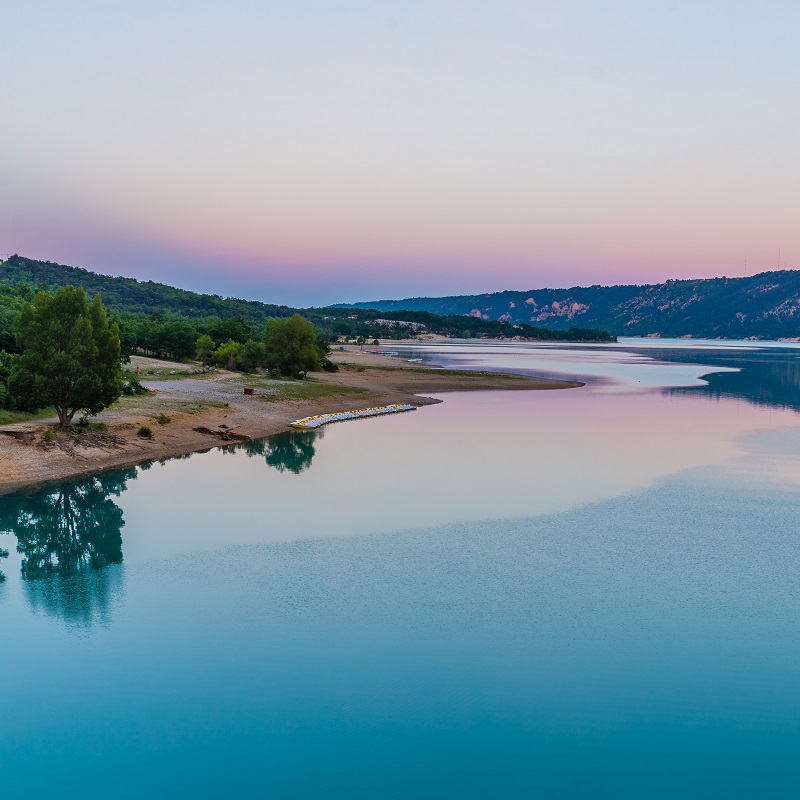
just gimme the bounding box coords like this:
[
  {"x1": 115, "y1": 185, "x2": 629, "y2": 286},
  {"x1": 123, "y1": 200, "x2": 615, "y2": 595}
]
[{"x1": 0, "y1": 347, "x2": 582, "y2": 496}]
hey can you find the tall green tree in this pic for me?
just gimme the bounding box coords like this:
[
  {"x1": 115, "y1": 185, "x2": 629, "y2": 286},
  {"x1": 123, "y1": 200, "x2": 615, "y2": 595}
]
[
  {"x1": 214, "y1": 339, "x2": 244, "y2": 370},
  {"x1": 11, "y1": 286, "x2": 123, "y2": 425},
  {"x1": 239, "y1": 339, "x2": 268, "y2": 373},
  {"x1": 263, "y1": 314, "x2": 324, "y2": 378},
  {"x1": 0, "y1": 350, "x2": 13, "y2": 409},
  {"x1": 195, "y1": 334, "x2": 216, "y2": 368}
]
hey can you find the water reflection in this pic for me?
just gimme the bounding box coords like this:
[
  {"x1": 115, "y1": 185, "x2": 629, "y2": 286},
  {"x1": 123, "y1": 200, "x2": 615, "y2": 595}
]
[
  {"x1": 0, "y1": 470, "x2": 134, "y2": 622},
  {"x1": 23, "y1": 564, "x2": 124, "y2": 626},
  {"x1": 403, "y1": 339, "x2": 800, "y2": 413},
  {"x1": 653, "y1": 347, "x2": 800, "y2": 412},
  {"x1": 240, "y1": 428, "x2": 322, "y2": 474}
]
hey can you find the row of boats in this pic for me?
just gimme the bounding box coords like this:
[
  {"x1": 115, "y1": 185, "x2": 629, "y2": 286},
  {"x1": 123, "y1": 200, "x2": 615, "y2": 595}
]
[{"x1": 290, "y1": 404, "x2": 417, "y2": 430}]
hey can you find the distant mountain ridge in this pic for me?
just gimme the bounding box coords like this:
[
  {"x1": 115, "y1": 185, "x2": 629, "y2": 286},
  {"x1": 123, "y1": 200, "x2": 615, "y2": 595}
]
[{"x1": 335, "y1": 271, "x2": 800, "y2": 339}]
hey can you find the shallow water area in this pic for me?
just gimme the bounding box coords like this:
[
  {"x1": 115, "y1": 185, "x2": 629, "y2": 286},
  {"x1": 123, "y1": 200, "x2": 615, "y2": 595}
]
[{"x1": 1, "y1": 339, "x2": 800, "y2": 798}]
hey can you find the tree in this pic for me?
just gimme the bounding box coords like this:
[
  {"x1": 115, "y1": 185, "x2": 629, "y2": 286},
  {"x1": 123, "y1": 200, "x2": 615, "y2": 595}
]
[
  {"x1": 263, "y1": 314, "x2": 324, "y2": 378},
  {"x1": 196, "y1": 334, "x2": 216, "y2": 369},
  {"x1": 239, "y1": 339, "x2": 268, "y2": 373},
  {"x1": 214, "y1": 339, "x2": 244, "y2": 370},
  {"x1": 11, "y1": 286, "x2": 123, "y2": 425},
  {"x1": 0, "y1": 350, "x2": 13, "y2": 409}
]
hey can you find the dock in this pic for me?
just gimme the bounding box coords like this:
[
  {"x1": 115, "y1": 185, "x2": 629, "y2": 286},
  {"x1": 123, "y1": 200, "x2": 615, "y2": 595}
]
[{"x1": 290, "y1": 404, "x2": 416, "y2": 430}]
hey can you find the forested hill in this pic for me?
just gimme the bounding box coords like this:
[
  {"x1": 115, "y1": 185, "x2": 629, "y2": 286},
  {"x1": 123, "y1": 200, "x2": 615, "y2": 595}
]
[
  {"x1": 0, "y1": 254, "x2": 294, "y2": 324},
  {"x1": 0, "y1": 255, "x2": 615, "y2": 348},
  {"x1": 336, "y1": 271, "x2": 800, "y2": 339}
]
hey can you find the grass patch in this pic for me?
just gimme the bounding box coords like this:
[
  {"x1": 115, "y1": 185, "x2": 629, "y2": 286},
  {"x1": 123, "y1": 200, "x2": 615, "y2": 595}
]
[
  {"x1": 266, "y1": 381, "x2": 370, "y2": 402},
  {"x1": 137, "y1": 425, "x2": 154, "y2": 439},
  {"x1": 154, "y1": 413, "x2": 171, "y2": 425},
  {"x1": 0, "y1": 407, "x2": 54, "y2": 425},
  {"x1": 76, "y1": 417, "x2": 108, "y2": 432},
  {"x1": 124, "y1": 367, "x2": 215, "y2": 382}
]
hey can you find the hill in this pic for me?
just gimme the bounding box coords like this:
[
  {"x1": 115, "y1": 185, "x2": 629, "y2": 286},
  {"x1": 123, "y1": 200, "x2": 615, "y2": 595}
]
[
  {"x1": 0, "y1": 254, "x2": 294, "y2": 324},
  {"x1": 335, "y1": 271, "x2": 800, "y2": 339},
  {"x1": 0, "y1": 255, "x2": 614, "y2": 352}
]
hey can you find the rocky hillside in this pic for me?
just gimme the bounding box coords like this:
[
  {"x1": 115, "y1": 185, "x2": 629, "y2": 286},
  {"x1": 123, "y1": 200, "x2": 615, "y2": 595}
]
[{"x1": 337, "y1": 271, "x2": 800, "y2": 339}]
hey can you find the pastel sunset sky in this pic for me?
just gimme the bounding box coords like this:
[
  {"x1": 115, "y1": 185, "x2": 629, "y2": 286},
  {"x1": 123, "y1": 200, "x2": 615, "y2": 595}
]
[{"x1": 2, "y1": 1, "x2": 798, "y2": 306}]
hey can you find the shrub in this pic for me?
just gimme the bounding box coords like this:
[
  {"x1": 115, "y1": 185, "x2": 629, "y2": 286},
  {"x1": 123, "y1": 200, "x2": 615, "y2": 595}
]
[
  {"x1": 155, "y1": 413, "x2": 171, "y2": 425},
  {"x1": 122, "y1": 376, "x2": 149, "y2": 396},
  {"x1": 137, "y1": 425, "x2": 153, "y2": 439},
  {"x1": 76, "y1": 417, "x2": 108, "y2": 431},
  {"x1": 41, "y1": 429, "x2": 57, "y2": 443}
]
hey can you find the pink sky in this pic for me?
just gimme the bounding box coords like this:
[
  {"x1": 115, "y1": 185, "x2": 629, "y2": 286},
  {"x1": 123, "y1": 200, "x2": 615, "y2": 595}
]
[{"x1": 2, "y1": 1, "x2": 798, "y2": 305}]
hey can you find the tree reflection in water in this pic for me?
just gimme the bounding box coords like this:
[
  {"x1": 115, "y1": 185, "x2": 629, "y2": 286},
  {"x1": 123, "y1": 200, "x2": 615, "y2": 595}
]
[
  {"x1": 0, "y1": 544, "x2": 8, "y2": 583},
  {"x1": 240, "y1": 428, "x2": 322, "y2": 474},
  {"x1": 0, "y1": 469, "x2": 135, "y2": 623}
]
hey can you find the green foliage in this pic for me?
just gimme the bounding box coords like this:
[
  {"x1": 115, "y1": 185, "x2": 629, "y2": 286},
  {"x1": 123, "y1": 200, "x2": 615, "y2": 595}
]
[
  {"x1": 114, "y1": 312, "x2": 198, "y2": 360},
  {"x1": 195, "y1": 334, "x2": 216, "y2": 367},
  {"x1": 0, "y1": 350, "x2": 13, "y2": 408},
  {"x1": 203, "y1": 316, "x2": 252, "y2": 345},
  {"x1": 0, "y1": 282, "x2": 33, "y2": 353},
  {"x1": 76, "y1": 417, "x2": 108, "y2": 431},
  {"x1": 214, "y1": 339, "x2": 245, "y2": 370},
  {"x1": 41, "y1": 429, "x2": 56, "y2": 443},
  {"x1": 1, "y1": 254, "x2": 623, "y2": 345},
  {"x1": 137, "y1": 425, "x2": 153, "y2": 438},
  {"x1": 1, "y1": 254, "x2": 294, "y2": 325},
  {"x1": 239, "y1": 339, "x2": 268, "y2": 373},
  {"x1": 121, "y1": 375, "x2": 149, "y2": 396},
  {"x1": 11, "y1": 286, "x2": 123, "y2": 425},
  {"x1": 263, "y1": 314, "x2": 325, "y2": 378},
  {"x1": 155, "y1": 413, "x2": 171, "y2": 425},
  {"x1": 334, "y1": 273, "x2": 800, "y2": 340}
]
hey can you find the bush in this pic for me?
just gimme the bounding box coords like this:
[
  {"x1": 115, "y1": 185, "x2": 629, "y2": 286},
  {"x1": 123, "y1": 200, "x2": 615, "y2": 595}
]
[
  {"x1": 137, "y1": 425, "x2": 153, "y2": 439},
  {"x1": 155, "y1": 413, "x2": 171, "y2": 425},
  {"x1": 122, "y1": 376, "x2": 149, "y2": 396},
  {"x1": 41, "y1": 429, "x2": 57, "y2": 443},
  {"x1": 322, "y1": 359, "x2": 339, "y2": 372},
  {"x1": 76, "y1": 417, "x2": 108, "y2": 431}
]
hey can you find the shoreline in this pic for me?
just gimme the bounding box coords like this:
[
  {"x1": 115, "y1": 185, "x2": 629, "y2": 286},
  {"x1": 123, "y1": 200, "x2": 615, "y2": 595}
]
[{"x1": 0, "y1": 349, "x2": 583, "y2": 497}]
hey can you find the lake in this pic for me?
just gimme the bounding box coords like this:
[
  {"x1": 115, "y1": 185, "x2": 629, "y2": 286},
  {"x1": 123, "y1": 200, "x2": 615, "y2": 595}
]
[{"x1": 2, "y1": 339, "x2": 799, "y2": 798}]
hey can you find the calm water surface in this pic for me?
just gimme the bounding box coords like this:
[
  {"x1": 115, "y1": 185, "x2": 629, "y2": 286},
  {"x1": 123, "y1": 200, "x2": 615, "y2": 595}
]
[{"x1": 2, "y1": 339, "x2": 799, "y2": 798}]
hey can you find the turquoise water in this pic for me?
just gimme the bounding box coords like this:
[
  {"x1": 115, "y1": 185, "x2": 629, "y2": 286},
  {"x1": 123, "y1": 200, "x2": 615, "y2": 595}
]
[{"x1": 2, "y1": 340, "x2": 800, "y2": 797}]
